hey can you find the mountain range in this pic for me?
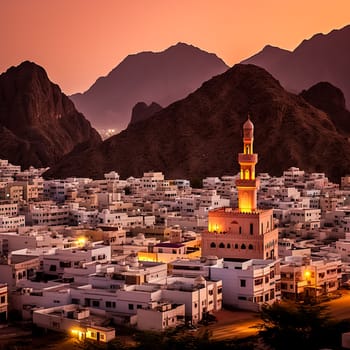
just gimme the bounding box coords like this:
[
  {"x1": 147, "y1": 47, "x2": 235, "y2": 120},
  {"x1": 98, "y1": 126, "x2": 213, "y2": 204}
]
[
  {"x1": 0, "y1": 61, "x2": 101, "y2": 169},
  {"x1": 2, "y1": 30, "x2": 350, "y2": 183},
  {"x1": 70, "y1": 42, "x2": 229, "y2": 131},
  {"x1": 242, "y1": 24, "x2": 350, "y2": 107},
  {"x1": 46, "y1": 64, "x2": 350, "y2": 183}
]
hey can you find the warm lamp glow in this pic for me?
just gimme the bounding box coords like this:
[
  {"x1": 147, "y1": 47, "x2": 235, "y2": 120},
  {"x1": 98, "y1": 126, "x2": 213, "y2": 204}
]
[
  {"x1": 208, "y1": 223, "x2": 220, "y2": 232},
  {"x1": 138, "y1": 252, "x2": 157, "y2": 262},
  {"x1": 304, "y1": 270, "x2": 311, "y2": 279},
  {"x1": 239, "y1": 191, "x2": 253, "y2": 213},
  {"x1": 77, "y1": 237, "x2": 86, "y2": 245}
]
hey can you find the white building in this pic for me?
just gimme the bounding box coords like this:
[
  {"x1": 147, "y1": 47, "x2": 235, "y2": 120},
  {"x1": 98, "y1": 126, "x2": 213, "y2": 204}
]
[
  {"x1": 0, "y1": 284, "x2": 8, "y2": 323},
  {"x1": 210, "y1": 259, "x2": 281, "y2": 311},
  {"x1": 43, "y1": 243, "x2": 111, "y2": 276},
  {"x1": 33, "y1": 304, "x2": 115, "y2": 342},
  {"x1": 280, "y1": 255, "x2": 342, "y2": 298},
  {"x1": 0, "y1": 215, "x2": 25, "y2": 229}
]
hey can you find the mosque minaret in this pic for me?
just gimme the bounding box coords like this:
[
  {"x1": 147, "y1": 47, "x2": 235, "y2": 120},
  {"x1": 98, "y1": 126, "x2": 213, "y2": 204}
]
[{"x1": 201, "y1": 116, "x2": 278, "y2": 260}]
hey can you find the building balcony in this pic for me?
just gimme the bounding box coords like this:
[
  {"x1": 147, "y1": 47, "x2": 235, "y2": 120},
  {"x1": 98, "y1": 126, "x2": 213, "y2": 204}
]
[
  {"x1": 235, "y1": 178, "x2": 259, "y2": 188},
  {"x1": 238, "y1": 154, "x2": 258, "y2": 164}
]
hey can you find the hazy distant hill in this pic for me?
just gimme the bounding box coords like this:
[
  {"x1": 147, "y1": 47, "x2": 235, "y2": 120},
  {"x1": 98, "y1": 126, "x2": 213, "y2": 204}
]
[
  {"x1": 300, "y1": 82, "x2": 350, "y2": 136},
  {"x1": 242, "y1": 25, "x2": 350, "y2": 106},
  {"x1": 128, "y1": 102, "x2": 163, "y2": 126},
  {"x1": 0, "y1": 61, "x2": 101, "y2": 169},
  {"x1": 46, "y1": 64, "x2": 350, "y2": 182},
  {"x1": 70, "y1": 42, "x2": 229, "y2": 131}
]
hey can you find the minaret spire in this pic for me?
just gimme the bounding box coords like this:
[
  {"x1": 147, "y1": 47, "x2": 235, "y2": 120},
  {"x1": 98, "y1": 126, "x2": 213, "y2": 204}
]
[{"x1": 235, "y1": 115, "x2": 260, "y2": 212}]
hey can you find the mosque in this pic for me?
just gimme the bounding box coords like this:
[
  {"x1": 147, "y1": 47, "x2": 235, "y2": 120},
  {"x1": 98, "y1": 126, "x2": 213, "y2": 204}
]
[{"x1": 201, "y1": 116, "x2": 279, "y2": 260}]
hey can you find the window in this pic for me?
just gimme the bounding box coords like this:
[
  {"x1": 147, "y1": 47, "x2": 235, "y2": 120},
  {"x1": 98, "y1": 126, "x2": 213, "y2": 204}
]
[
  {"x1": 240, "y1": 279, "x2": 246, "y2": 287},
  {"x1": 241, "y1": 244, "x2": 246, "y2": 249},
  {"x1": 235, "y1": 244, "x2": 238, "y2": 249},
  {"x1": 137, "y1": 304, "x2": 142, "y2": 309},
  {"x1": 255, "y1": 278, "x2": 263, "y2": 286},
  {"x1": 227, "y1": 243, "x2": 231, "y2": 248},
  {"x1": 238, "y1": 296, "x2": 247, "y2": 300},
  {"x1": 128, "y1": 304, "x2": 134, "y2": 310},
  {"x1": 239, "y1": 226, "x2": 242, "y2": 234},
  {"x1": 92, "y1": 300, "x2": 100, "y2": 307},
  {"x1": 248, "y1": 244, "x2": 253, "y2": 250},
  {"x1": 250, "y1": 223, "x2": 253, "y2": 235},
  {"x1": 106, "y1": 301, "x2": 116, "y2": 308},
  {"x1": 210, "y1": 242, "x2": 216, "y2": 248},
  {"x1": 219, "y1": 242, "x2": 225, "y2": 248}
]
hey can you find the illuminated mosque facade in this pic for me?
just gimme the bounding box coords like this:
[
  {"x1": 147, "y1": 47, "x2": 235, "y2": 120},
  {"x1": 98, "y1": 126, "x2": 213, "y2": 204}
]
[{"x1": 201, "y1": 117, "x2": 279, "y2": 260}]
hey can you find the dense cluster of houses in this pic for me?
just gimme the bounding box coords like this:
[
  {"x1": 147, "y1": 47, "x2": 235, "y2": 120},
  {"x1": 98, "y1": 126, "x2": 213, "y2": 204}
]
[{"x1": 0, "y1": 121, "x2": 349, "y2": 343}]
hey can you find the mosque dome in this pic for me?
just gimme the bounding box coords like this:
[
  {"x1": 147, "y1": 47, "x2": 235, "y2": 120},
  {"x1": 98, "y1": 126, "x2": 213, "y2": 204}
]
[{"x1": 243, "y1": 116, "x2": 254, "y2": 130}]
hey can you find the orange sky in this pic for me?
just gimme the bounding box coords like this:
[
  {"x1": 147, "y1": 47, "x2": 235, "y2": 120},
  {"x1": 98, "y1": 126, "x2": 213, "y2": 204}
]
[{"x1": 1, "y1": 0, "x2": 350, "y2": 95}]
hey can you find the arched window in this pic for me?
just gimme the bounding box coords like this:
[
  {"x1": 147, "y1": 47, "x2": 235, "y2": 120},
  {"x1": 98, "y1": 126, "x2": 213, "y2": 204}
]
[
  {"x1": 227, "y1": 243, "x2": 231, "y2": 249},
  {"x1": 219, "y1": 242, "x2": 225, "y2": 248},
  {"x1": 210, "y1": 242, "x2": 216, "y2": 248},
  {"x1": 235, "y1": 244, "x2": 238, "y2": 249},
  {"x1": 241, "y1": 244, "x2": 246, "y2": 249},
  {"x1": 248, "y1": 244, "x2": 253, "y2": 250}
]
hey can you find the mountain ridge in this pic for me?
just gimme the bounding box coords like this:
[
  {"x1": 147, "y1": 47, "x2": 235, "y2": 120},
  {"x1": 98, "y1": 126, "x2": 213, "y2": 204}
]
[
  {"x1": 46, "y1": 64, "x2": 350, "y2": 183},
  {"x1": 0, "y1": 61, "x2": 101, "y2": 169},
  {"x1": 70, "y1": 42, "x2": 229, "y2": 131},
  {"x1": 242, "y1": 24, "x2": 350, "y2": 106}
]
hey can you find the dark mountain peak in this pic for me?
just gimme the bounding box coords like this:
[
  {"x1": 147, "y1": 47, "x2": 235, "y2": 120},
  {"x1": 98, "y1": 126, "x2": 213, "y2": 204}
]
[
  {"x1": 300, "y1": 81, "x2": 350, "y2": 135},
  {"x1": 168, "y1": 42, "x2": 195, "y2": 49},
  {"x1": 302, "y1": 24, "x2": 350, "y2": 45},
  {"x1": 6, "y1": 60, "x2": 45, "y2": 73},
  {"x1": 241, "y1": 46, "x2": 290, "y2": 71},
  {"x1": 301, "y1": 82, "x2": 346, "y2": 109},
  {"x1": 3, "y1": 60, "x2": 54, "y2": 92},
  {"x1": 129, "y1": 101, "x2": 162, "y2": 126},
  {"x1": 242, "y1": 24, "x2": 350, "y2": 109},
  {"x1": 70, "y1": 43, "x2": 229, "y2": 131},
  {"x1": 261, "y1": 44, "x2": 291, "y2": 53},
  {"x1": 0, "y1": 61, "x2": 101, "y2": 169}
]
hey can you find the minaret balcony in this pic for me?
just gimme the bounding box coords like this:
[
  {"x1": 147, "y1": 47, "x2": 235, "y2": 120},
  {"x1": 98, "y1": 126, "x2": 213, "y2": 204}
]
[
  {"x1": 238, "y1": 153, "x2": 258, "y2": 163},
  {"x1": 236, "y1": 178, "x2": 260, "y2": 187}
]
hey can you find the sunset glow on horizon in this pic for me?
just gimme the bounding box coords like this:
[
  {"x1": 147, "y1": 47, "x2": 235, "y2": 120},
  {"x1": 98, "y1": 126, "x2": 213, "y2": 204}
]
[{"x1": 2, "y1": 0, "x2": 350, "y2": 95}]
